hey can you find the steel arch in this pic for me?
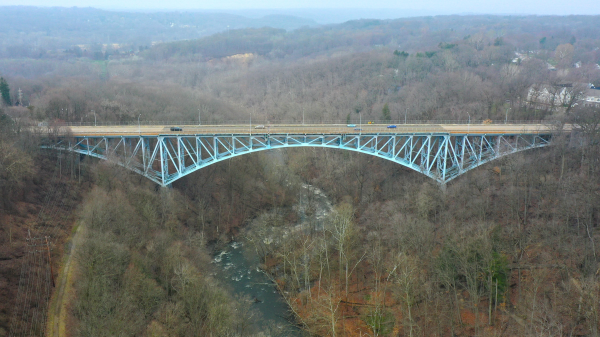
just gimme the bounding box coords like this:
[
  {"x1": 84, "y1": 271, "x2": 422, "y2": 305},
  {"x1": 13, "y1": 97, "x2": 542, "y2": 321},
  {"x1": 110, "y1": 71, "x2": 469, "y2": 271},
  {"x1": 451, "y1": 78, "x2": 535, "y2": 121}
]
[{"x1": 42, "y1": 132, "x2": 552, "y2": 186}]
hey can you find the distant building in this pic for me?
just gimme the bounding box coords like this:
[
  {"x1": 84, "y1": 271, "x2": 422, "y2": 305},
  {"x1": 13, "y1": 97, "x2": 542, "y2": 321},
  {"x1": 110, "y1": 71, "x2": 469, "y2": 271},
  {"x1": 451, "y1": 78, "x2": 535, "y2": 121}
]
[
  {"x1": 527, "y1": 84, "x2": 572, "y2": 107},
  {"x1": 581, "y1": 88, "x2": 600, "y2": 108},
  {"x1": 527, "y1": 82, "x2": 598, "y2": 110}
]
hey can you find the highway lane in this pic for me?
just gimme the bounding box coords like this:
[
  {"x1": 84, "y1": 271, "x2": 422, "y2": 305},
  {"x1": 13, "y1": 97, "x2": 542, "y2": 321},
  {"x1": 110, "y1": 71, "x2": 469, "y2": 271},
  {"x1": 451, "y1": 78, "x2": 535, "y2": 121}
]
[{"x1": 62, "y1": 123, "x2": 559, "y2": 137}]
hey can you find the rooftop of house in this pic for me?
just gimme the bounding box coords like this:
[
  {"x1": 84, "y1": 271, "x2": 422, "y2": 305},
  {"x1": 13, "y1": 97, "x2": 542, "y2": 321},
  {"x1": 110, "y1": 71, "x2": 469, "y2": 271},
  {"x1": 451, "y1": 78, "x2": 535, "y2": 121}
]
[{"x1": 584, "y1": 88, "x2": 600, "y2": 99}]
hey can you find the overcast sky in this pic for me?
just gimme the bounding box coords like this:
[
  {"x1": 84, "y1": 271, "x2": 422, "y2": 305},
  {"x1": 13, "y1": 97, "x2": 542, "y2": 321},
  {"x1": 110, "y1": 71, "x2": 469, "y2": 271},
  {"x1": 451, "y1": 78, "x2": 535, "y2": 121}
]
[{"x1": 0, "y1": 0, "x2": 597, "y2": 16}]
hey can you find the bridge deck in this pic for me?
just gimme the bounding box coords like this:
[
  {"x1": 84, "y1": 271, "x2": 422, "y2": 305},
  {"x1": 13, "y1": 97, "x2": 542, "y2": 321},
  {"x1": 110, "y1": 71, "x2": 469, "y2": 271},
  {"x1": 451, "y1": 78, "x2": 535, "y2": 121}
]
[{"x1": 64, "y1": 123, "x2": 557, "y2": 137}]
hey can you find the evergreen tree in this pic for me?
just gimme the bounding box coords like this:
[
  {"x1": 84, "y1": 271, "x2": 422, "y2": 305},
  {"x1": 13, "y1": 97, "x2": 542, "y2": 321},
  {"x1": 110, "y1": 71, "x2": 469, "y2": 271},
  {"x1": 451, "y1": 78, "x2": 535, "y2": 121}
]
[
  {"x1": 0, "y1": 112, "x2": 14, "y2": 137},
  {"x1": 0, "y1": 77, "x2": 11, "y2": 106},
  {"x1": 382, "y1": 103, "x2": 391, "y2": 121},
  {"x1": 393, "y1": 50, "x2": 409, "y2": 58}
]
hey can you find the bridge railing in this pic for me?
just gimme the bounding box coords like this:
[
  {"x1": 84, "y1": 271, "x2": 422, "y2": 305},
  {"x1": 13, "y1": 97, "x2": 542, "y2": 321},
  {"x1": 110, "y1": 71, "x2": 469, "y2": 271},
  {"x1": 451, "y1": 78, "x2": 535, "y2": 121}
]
[
  {"x1": 41, "y1": 126, "x2": 559, "y2": 136},
  {"x1": 54, "y1": 119, "x2": 558, "y2": 127}
]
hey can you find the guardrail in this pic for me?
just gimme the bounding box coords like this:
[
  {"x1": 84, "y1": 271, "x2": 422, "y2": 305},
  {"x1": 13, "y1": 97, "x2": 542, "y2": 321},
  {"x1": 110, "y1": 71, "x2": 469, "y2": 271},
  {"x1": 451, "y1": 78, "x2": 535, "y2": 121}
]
[
  {"x1": 46, "y1": 126, "x2": 560, "y2": 136},
  {"x1": 43, "y1": 119, "x2": 560, "y2": 127}
]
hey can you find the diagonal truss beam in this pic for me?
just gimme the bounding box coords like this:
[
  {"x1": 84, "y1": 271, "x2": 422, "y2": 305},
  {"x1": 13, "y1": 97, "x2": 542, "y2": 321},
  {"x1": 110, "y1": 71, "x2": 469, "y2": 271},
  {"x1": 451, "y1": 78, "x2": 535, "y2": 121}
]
[{"x1": 42, "y1": 132, "x2": 553, "y2": 186}]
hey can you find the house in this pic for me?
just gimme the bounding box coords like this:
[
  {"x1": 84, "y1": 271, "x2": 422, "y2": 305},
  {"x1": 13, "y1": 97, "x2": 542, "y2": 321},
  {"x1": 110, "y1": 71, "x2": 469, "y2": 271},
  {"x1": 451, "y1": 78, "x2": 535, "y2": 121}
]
[
  {"x1": 528, "y1": 82, "x2": 598, "y2": 110},
  {"x1": 527, "y1": 84, "x2": 572, "y2": 107},
  {"x1": 512, "y1": 52, "x2": 530, "y2": 63},
  {"x1": 581, "y1": 88, "x2": 600, "y2": 108}
]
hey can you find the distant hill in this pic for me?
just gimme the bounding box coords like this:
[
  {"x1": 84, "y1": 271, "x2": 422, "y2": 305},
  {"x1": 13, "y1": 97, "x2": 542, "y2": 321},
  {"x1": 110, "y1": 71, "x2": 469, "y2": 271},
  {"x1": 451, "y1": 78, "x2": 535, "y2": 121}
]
[
  {"x1": 0, "y1": 6, "x2": 318, "y2": 49},
  {"x1": 202, "y1": 8, "x2": 447, "y2": 24},
  {"x1": 1, "y1": 7, "x2": 600, "y2": 63},
  {"x1": 143, "y1": 15, "x2": 600, "y2": 61}
]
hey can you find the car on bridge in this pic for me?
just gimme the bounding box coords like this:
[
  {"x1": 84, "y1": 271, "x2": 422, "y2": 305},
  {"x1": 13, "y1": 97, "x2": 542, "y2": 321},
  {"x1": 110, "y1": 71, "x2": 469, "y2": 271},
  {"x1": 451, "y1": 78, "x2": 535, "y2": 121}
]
[
  {"x1": 254, "y1": 125, "x2": 265, "y2": 129},
  {"x1": 354, "y1": 128, "x2": 362, "y2": 131},
  {"x1": 347, "y1": 124, "x2": 356, "y2": 127},
  {"x1": 387, "y1": 125, "x2": 397, "y2": 128},
  {"x1": 170, "y1": 127, "x2": 183, "y2": 131}
]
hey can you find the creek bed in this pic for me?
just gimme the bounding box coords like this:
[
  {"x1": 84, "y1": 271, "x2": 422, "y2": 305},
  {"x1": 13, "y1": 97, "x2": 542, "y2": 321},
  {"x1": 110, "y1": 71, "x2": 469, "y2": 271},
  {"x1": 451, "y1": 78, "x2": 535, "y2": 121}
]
[
  {"x1": 211, "y1": 182, "x2": 332, "y2": 336},
  {"x1": 212, "y1": 240, "x2": 301, "y2": 336}
]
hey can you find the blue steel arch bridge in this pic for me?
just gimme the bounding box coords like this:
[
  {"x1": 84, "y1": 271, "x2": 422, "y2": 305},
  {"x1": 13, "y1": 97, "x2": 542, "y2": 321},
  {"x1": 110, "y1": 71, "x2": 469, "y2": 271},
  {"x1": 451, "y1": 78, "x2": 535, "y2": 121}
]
[{"x1": 42, "y1": 123, "x2": 556, "y2": 186}]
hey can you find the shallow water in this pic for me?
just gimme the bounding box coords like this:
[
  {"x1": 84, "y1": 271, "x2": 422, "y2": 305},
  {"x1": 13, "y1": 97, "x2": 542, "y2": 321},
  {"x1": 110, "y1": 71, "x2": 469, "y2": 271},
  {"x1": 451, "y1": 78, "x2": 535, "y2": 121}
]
[
  {"x1": 212, "y1": 240, "x2": 301, "y2": 336},
  {"x1": 212, "y1": 182, "x2": 332, "y2": 336}
]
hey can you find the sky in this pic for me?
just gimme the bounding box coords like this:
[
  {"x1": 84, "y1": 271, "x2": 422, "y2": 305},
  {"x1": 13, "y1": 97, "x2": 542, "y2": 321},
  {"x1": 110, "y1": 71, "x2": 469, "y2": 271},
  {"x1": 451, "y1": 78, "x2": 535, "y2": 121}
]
[{"x1": 0, "y1": 0, "x2": 598, "y2": 16}]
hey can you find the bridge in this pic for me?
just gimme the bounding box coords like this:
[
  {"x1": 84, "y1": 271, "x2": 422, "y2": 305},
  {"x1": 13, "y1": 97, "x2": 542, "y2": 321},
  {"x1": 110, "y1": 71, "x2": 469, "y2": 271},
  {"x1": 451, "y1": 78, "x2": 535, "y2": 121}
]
[{"x1": 42, "y1": 123, "x2": 556, "y2": 186}]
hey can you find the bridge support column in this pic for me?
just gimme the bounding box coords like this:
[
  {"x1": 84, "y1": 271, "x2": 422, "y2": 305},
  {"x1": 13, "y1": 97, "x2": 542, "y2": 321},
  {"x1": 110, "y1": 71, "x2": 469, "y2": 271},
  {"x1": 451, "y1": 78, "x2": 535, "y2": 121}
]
[
  {"x1": 177, "y1": 137, "x2": 183, "y2": 174},
  {"x1": 442, "y1": 136, "x2": 449, "y2": 182},
  {"x1": 460, "y1": 136, "x2": 466, "y2": 171},
  {"x1": 159, "y1": 137, "x2": 166, "y2": 186},
  {"x1": 213, "y1": 138, "x2": 218, "y2": 159}
]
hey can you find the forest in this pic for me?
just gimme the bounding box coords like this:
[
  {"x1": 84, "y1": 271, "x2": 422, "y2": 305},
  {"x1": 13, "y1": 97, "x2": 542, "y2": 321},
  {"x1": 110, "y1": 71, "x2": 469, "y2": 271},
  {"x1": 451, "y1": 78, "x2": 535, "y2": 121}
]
[
  {"x1": 0, "y1": 6, "x2": 317, "y2": 59},
  {"x1": 1, "y1": 7, "x2": 600, "y2": 337}
]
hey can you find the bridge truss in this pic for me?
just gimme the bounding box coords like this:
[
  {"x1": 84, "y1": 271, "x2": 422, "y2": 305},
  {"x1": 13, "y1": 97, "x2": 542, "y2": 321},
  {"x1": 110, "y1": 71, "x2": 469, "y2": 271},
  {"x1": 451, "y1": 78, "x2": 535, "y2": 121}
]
[{"x1": 44, "y1": 132, "x2": 552, "y2": 186}]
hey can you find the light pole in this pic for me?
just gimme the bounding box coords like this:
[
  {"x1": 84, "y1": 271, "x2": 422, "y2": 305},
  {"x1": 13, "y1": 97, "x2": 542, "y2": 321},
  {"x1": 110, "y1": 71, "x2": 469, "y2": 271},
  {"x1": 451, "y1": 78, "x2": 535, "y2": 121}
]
[
  {"x1": 505, "y1": 100, "x2": 511, "y2": 124},
  {"x1": 405, "y1": 107, "x2": 408, "y2": 124},
  {"x1": 359, "y1": 111, "x2": 362, "y2": 135},
  {"x1": 138, "y1": 114, "x2": 141, "y2": 135},
  {"x1": 198, "y1": 108, "x2": 201, "y2": 126},
  {"x1": 92, "y1": 110, "x2": 96, "y2": 126},
  {"x1": 466, "y1": 111, "x2": 471, "y2": 133},
  {"x1": 302, "y1": 107, "x2": 305, "y2": 125}
]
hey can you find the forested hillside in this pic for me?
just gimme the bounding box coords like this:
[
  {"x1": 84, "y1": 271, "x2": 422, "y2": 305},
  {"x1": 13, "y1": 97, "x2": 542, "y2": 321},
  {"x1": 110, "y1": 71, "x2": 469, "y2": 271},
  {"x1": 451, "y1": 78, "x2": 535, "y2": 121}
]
[
  {"x1": 1, "y1": 9, "x2": 599, "y2": 336},
  {"x1": 0, "y1": 7, "x2": 317, "y2": 59}
]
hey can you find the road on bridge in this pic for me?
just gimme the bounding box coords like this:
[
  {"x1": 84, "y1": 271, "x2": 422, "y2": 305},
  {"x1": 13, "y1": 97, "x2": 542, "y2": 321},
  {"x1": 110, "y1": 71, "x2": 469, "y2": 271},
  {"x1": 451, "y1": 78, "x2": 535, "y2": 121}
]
[{"x1": 64, "y1": 123, "x2": 559, "y2": 137}]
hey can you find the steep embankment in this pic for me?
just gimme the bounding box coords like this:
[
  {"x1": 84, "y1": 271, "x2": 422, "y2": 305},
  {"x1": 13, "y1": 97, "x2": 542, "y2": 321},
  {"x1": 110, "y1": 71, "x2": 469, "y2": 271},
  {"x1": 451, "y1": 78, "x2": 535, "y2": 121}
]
[
  {"x1": 251, "y1": 137, "x2": 600, "y2": 336},
  {"x1": 58, "y1": 162, "x2": 267, "y2": 336},
  {"x1": 0, "y1": 152, "x2": 88, "y2": 336}
]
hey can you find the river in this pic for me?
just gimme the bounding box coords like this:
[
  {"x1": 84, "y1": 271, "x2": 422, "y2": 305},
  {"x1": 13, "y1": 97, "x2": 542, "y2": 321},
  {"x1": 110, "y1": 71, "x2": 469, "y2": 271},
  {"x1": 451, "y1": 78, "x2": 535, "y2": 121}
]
[{"x1": 211, "y1": 182, "x2": 333, "y2": 336}]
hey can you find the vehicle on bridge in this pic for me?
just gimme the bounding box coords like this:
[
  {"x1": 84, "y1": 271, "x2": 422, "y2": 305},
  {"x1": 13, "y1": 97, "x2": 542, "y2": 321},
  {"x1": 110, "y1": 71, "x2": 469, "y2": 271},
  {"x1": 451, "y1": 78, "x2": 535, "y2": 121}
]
[
  {"x1": 347, "y1": 124, "x2": 356, "y2": 127},
  {"x1": 170, "y1": 127, "x2": 183, "y2": 131},
  {"x1": 254, "y1": 125, "x2": 265, "y2": 129},
  {"x1": 387, "y1": 125, "x2": 397, "y2": 128}
]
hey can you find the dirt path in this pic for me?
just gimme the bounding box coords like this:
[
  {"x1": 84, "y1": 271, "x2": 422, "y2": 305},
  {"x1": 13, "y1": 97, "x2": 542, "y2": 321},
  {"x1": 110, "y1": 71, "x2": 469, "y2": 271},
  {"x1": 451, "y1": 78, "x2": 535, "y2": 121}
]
[{"x1": 46, "y1": 224, "x2": 84, "y2": 337}]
